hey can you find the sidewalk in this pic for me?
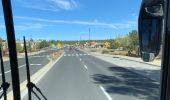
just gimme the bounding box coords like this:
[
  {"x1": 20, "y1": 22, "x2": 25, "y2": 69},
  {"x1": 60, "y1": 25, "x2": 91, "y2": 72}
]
[
  {"x1": 91, "y1": 52, "x2": 161, "y2": 67},
  {"x1": 82, "y1": 48, "x2": 161, "y2": 66}
]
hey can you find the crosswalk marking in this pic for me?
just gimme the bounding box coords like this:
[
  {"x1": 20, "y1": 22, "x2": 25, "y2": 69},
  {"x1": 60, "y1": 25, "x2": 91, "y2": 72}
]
[
  {"x1": 63, "y1": 54, "x2": 90, "y2": 57},
  {"x1": 30, "y1": 55, "x2": 47, "y2": 58}
]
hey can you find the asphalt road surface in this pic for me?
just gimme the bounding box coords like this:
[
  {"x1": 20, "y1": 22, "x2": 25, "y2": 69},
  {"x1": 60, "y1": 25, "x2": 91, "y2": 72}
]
[
  {"x1": 27, "y1": 47, "x2": 160, "y2": 100},
  {"x1": 0, "y1": 49, "x2": 56, "y2": 94}
]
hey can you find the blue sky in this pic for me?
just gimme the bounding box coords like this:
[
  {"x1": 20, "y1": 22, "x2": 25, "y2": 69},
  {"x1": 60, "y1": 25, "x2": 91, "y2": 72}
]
[{"x1": 0, "y1": 0, "x2": 141, "y2": 40}]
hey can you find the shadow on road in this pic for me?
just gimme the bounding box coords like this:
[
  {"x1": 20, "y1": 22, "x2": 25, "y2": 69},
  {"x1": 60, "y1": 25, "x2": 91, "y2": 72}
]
[{"x1": 91, "y1": 66, "x2": 160, "y2": 100}]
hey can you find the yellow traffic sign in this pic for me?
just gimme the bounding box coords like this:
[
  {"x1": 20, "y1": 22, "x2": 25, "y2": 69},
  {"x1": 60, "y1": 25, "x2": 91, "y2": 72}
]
[
  {"x1": 104, "y1": 41, "x2": 110, "y2": 48},
  {"x1": 57, "y1": 42, "x2": 61, "y2": 49}
]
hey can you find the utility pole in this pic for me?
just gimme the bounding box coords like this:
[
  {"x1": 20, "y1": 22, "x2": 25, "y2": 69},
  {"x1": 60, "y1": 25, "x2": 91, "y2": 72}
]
[
  {"x1": 79, "y1": 36, "x2": 81, "y2": 46},
  {"x1": 89, "y1": 28, "x2": 91, "y2": 41}
]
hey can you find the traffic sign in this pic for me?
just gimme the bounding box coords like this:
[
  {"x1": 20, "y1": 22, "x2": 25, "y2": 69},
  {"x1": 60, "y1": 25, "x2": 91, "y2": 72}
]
[{"x1": 57, "y1": 42, "x2": 61, "y2": 49}]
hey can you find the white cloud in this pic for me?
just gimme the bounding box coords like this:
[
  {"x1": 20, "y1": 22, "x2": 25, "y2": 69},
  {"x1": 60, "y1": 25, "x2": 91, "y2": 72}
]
[
  {"x1": 14, "y1": 16, "x2": 137, "y2": 29},
  {"x1": 16, "y1": 0, "x2": 78, "y2": 11},
  {"x1": 50, "y1": 0, "x2": 78, "y2": 10},
  {"x1": 0, "y1": 23, "x2": 51, "y2": 31},
  {"x1": 14, "y1": 23, "x2": 44, "y2": 31}
]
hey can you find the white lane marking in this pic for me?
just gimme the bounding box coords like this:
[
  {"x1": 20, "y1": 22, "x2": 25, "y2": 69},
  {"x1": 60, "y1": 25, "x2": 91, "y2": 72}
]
[
  {"x1": 83, "y1": 65, "x2": 88, "y2": 70},
  {"x1": 80, "y1": 58, "x2": 82, "y2": 61},
  {"x1": 4, "y1": 70, "x2": 11, "y2": 74},
  {"x1": 0, "y1": 64, "x2": 25, "y2": 76},
  {"x1": 99, "y1": 85, "x2": 113, "y2": 100},
  {"x1": 0, "y1": 63, "x2": 41, "y2": 76},
  {"x1": 30, "y1": 64, "x2": 41, "y2": 66},
  {"x1": 30, "y1": 56, "x2": 46, "y2": 58},
  {"x1": 18, "y1": 64, "x2": 26, "y2": 68},
  {"x1": 63, "y1": 54, "x2": 90, "y2": 57}
]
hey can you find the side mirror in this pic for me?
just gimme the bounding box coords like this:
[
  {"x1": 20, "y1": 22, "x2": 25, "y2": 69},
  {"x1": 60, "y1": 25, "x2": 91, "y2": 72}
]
[{"x1": 138, "y1": 3, "x2": 163, "y2": 62}]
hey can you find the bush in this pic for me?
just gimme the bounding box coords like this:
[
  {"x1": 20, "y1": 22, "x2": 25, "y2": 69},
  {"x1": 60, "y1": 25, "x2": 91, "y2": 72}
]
[
  {"x1": 16, "y1": 43, "x2": 23, "y2": 53},
  {"x1": 90, "y1": 49, "x2": 97, "y2": 52},
  {"x1": 109, "y1": 49, "x2": 115, "y2": 52},
  {"x1": 102, "y1": 50, "x2": 109, "y2": 54}
]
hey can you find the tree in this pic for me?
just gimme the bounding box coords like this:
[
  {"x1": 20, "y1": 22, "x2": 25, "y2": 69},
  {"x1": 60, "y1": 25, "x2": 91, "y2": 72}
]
[
  {"x1": 28, "y1": 41, "x2": 32, "y2": 52},
  {"x1": 122, "y1": 30, "x2": 139, "y2": 55},
  {"x1": 38, "y1": 40, "x2": 50, "y2": 49},
  {"x1": 109, "y1": 30, "x2": 139, "y2": 56},
  {"x1": 16, "y1": 43, "x2": 23, "y2": 53},
  {"x1": 0, "y1": 38, "x2": 2, "y2": 48},
  {"x1": 128, "y1": 30, "x2": 139, "y2": 51},
  {"x1": 109, "y1": 40, "x2": 120, "y2": 49},
  {"x1": 49, "y1": 40, "x2": 57, "y2": 45}
]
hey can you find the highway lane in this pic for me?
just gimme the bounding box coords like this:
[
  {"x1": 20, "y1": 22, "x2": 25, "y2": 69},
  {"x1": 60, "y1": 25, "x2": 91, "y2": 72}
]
[
  {"x1": 0, "y1": 49, "x2": 56, "y2": 94},
  {"x1": 26, "y1": 47, "x2": 160, "y2": 100}
]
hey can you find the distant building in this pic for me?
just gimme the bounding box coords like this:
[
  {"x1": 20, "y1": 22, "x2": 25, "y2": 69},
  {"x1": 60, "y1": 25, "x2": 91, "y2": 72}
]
[
  {"x1": 2, "y1": 40, "x2": 9, "y2": 56},
  {"x1": 90, "y1": 41, "x2": 98, "y2": 48}
]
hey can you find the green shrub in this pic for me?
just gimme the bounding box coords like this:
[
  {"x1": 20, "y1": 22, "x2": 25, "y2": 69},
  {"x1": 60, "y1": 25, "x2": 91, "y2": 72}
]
[
  {"x1": 90, "y1": 49, "x2": 97, "y2": 52},
  {"x1": 102, "y1": 50, "x2": 109, "y2": 54},
  {"x1": 110, "y1": 49, "x2": 115, "y2": 52}
]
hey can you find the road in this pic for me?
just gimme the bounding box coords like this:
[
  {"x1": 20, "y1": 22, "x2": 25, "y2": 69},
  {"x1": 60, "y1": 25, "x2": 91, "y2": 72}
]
[
  {"x1": 0, "y1": 49, "x2": 56, "y2": 94},
  {"x1": 27, "y1": 47, "x2": 160, "y2": 100}
]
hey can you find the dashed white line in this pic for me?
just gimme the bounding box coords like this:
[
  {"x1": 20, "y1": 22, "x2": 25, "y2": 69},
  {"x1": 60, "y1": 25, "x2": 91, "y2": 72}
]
[
  {"x1": 80, "y1": 58, "x2": 82, "y2": 61},
  {"x1": 30, "y1": 56, "x2": 46, "y2": 58},
  {"x1": 4, "y1": 70, "x2": 11, "y2": 74},
  {"x1": 99, "y1": 85, "x2": 113, "y2": 100},
  {"x1": 0, "y1": 63, "x2": 41, "y2": 76},
  {"x1": 18, "y1": 64, "x2": 26, "y2": 68},
  {"x1": 0, "y1": 64, "x2": 25, "y2": 76},
  {"x1": 83, "y1": 65, "x2": 88, "y2": 70},
  {"x1": 30, "y1": 64, "x2": 41, "y2": 66}
]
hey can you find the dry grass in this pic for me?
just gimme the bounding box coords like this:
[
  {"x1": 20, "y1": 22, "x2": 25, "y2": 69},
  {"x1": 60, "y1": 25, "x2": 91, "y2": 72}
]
[
  {"x1": 49, "y1": 50, "x2": 63, "y2": 61},
  {"x1": 110, "y1": 50, "x2": 127, "y2": 56},
  {"x1": 85, "y1": 48, "x2": 137, "y2": 56}
]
